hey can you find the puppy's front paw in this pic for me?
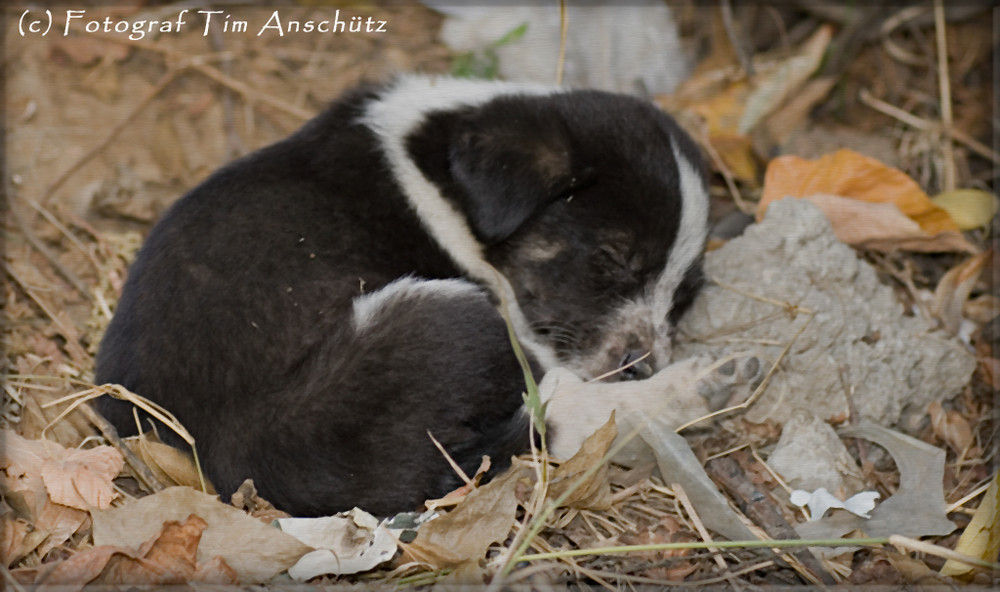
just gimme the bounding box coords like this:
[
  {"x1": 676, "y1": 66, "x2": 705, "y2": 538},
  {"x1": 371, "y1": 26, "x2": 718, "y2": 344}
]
[{"x1": 695, "y1": 354, "x2": 765, "y2": 410}]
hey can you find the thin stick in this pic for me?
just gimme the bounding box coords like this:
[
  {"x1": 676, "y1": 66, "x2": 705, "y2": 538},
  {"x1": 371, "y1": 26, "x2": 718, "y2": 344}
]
[
  {"x1": 859, "y1": 88, "x2": 1000, "y2": 165},
  {"x1": 77, "y1": 402, "x2": 166, "y2": 493},
  {"x1": 945, "y1": 479, "x2": 991, "y2": 513},
  {"x1": 672, "y1": 483, "x2": 737, "y2": 585},
  {"x1": 890, "y1": 534, "x2": 1000, "y2": 571},
  {"x1": 675, "y1": 311, "x2": 812, "y2": 432},
  {"x1": 427, "y1": 430, "x2": 473, "y2": 487},
  {"x1": 518, "y1": 537, "x2": 892, "y2": 562},
  {"x1": 43, "y1": 68, "x2": 184, "y2": 203},
  {"x1": 6, "y1": 197, "x2": 92, "y2": 299},
  {"x1": 4, "y1": 262, "x2": 89, "y2": 363},
  {"x1": 555, "y1": 0, "x2": 568, "y2": 85},
  {"x1": 1, "y1": 564, "x2": 29, "y2": 592},
  {"x1": 191, "y1": 62, "x2": 314, "y2": 121},
  {"x1": 933, "y1": 0, "x2": 955, "y2": 192}
]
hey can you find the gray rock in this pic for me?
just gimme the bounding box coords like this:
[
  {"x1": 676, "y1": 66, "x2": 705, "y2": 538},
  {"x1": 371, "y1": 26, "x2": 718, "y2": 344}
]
[{"x1": 675, "y1": 198, "x2": 975, "y2": 429}]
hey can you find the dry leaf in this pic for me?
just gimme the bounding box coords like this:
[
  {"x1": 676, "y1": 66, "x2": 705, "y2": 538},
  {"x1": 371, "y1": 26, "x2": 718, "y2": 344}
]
[
  {"x1": 33, "y1": 498, "x2": 90, "y2": 559},
  {"x1": 401, "y1": 466, "x2": 526, "y2": 568},
  {"x1": 92, "y1": 486, "x2": 312, "y2": 583},
  {"x1": 230, "y1": 479, "x2": 290, "y2": 523},
  {"x1": 941, "y1": 472, "x2": 1000, "y2": 580},
  {"x1": 547, "y1": 412, "x2": 617, "y2": 510},
  {"x1": 759, "y1": 150, "x2": 977, "y2": 252},
  {"x1": 931, "y1": 189, "x2": 999, "y2": 230},
  {"x1": 788, "y1": 194, "x2": 975, "y2": 253},
  {"x1": 35, "y1": 515, "x2": 237, "y2": 590},
  {"x1": 663, "y1": 25, "x2": 832, "y2": 185},
  {"x1": 926, "y1": 401, "x2": 974, "y2": 456},
  {"x1": 129, "y1": 432, "x2": 215, "y2": 493},
  {"x1": 41, "y1": 445, "x2": 124, "y2": 510},
  {"x1": 1, "y1": 513, "x2": 31, "y2": 567},
  {"x1": 931, "y1": 252, "x2": 991, "y2": 334},
  {"x1": 1, "y1": 430, "x2": 64, "y2": 516}
]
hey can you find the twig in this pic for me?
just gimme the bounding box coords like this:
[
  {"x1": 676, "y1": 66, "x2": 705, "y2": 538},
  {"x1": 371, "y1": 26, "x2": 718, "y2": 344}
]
[
  {"x1": 518, "y1": 537, "x2": 891, "y2": 562},
  {"x1": 675, "y1": 310, "x2": 813, "y2": 433},
  {"x1": 720, "y1": 0, "x2": 754, "y2": 77},
  {"x1": 427, "y1": 430, "x2": 473, "y2": 487},
  {"x1": 6, "y1": 196, "x2": 92, "y2": 299},
  {"x1": 77, "y1": 402, "x2": 166, "y2": 493},
  {"x1": 859, "y1": 88, "x2": 1000, "y2": 165},
  {"x1": 933, "y1": 0, "x2": 956, "y2": 191},
  {"x1": 4, "y1": 262, "x2": 90, "y2": 363},
  {"x1": 43, "y1": 68, "x2": 184, "y2": 203},
  {"x1": 890, "y1": 534, "x2": 1000, "y2": 571},
  {"x1": 191, "y1": 62, "x2": 314, "y2": 121},
  {"x1": 698, "y1": 123, "x2": 753, "y2": 215},
  {"x1": 555, "y1": 0, "x2": 568, "y2": 85},
  {"x1": 706, "y1": 453, "x2": 836, "y2": 585},
  {"x1": 673, "y1": 482, "x2": 743, "y2": 591},
  {"x1": 1, "y1": 564, "x2": 28, "y2": 592}
]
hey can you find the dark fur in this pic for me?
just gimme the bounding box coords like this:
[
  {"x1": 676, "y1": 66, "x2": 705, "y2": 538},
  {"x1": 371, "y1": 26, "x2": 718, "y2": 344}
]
[{"x1": 96, "y1": 78, "x2": 706, "y2": 516}]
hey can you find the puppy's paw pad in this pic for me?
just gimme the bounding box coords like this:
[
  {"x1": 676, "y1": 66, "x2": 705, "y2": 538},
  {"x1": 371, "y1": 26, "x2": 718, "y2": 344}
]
[{"x1": 696, "y1": 355, "x2": 765, "y2": 410}]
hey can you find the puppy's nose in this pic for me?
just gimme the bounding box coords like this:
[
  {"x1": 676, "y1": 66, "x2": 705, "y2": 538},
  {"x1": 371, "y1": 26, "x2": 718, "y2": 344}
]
[{"x1": 618, "y1": 351, "x2": 654, "y2": 381}]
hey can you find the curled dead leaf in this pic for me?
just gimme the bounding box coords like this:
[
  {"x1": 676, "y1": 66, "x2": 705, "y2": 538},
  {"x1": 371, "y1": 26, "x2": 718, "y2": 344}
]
[
  {"x1": 128, "y1": 432, "x2": 215, "y2": 493},
  {"x1": 932, "y1": 252, "x2": 991, "y2": 334},
  {"x1": 926, "y1": 401, "x2": 974, "y2": 456},
  {"x1": 759, "y1": 150, "x2": 977, "y2": 253},
  {"x1": 547, "y1": 412, "x2": 617, "y2": 511},
  {"x1": 401, "y1": 466, "x2": 527, "y2": 569}
]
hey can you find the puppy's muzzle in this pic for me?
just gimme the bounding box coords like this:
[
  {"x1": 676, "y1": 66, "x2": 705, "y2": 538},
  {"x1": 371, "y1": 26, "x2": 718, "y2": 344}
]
[{"x1": 618, "y1": 350, "x2": 654, "y2": 381}]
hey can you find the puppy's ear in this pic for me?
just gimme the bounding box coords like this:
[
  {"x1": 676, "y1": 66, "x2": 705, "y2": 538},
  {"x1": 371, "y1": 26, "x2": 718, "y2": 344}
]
[{"x1": 449, "y1": 112, "x2": 574, "y2": 244}]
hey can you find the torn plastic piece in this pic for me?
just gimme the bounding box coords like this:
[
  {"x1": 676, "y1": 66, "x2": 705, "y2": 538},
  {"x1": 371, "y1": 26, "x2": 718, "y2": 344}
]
[
  {"x1": 790, "y1": 488, "x2": 880, "y2": 521},
  {"x1": 277, "y1": 508, "x2": 397, "y2": 580},
  {"x1": 621, "y1": 410, "x2": 756, "y2": 543}
]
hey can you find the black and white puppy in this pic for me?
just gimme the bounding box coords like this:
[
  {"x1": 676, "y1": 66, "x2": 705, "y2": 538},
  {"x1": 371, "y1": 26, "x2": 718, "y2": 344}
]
[{"x1": 96, "y1": 75, "x2": 715, "y2": 517}]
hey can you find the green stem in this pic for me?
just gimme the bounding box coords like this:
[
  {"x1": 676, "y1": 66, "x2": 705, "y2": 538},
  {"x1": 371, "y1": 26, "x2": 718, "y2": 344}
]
[{"x1": 517, "y1": 537, "x2": 893, "y2": 562}]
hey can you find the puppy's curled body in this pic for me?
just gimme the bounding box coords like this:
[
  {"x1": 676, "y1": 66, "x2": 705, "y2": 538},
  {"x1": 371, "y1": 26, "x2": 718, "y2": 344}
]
[{"x1": 96, "y1": 76, "x2": 709, "y2": 516}]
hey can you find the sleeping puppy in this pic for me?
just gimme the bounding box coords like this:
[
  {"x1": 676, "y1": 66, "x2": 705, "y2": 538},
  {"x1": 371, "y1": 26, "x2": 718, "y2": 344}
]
[{"x1": 96, "y1": 75, "x2": 753, "y2": 517}]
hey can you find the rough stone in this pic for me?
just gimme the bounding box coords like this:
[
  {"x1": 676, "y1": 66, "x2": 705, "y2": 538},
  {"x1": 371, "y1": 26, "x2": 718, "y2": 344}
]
[{"x1": 675, "y1": 198, "x2": 976, "y2": 430}]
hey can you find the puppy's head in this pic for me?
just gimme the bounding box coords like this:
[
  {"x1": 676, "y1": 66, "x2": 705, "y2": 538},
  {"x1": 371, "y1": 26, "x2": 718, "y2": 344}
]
[{"x1": 406, "y1": 87, "x2": 708, "y2": 380}]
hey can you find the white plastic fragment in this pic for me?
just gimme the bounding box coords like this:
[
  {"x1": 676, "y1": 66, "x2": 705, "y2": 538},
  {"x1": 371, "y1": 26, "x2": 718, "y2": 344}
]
[
  {"x1": 277, "y1": 508, "x2": 397, "y2": 580},
  {"x1": 790, "y1": 488, "x2": 880, "y2": 521}
]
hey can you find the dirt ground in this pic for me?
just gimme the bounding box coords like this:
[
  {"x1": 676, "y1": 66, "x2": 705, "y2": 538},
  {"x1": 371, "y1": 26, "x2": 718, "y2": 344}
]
[{"x1": 3, "y1": 1, "x2": 998, "y2": 589}]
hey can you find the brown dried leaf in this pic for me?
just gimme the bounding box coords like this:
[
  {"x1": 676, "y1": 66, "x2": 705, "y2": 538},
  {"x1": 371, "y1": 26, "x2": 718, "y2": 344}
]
[
  {"x1": 35, "y1": 515, "x2": 237, "y2": 589},
  {"x1": 1, "y1": 513, "x2": 31, "y2": 567},
  {"x1": 129, "y1": 432, "x2": 215, "y2": 493},
  {"x1": 759, "y1": 150, "x2": 976, "y2": 253},
  {"x1": 1, "y1": 430, "x2": 63, "y2": 504},
  {"x1": 401, "y1": 466, "x2": 526, "y2": 568},
  {"x1": 547, "y1": 412, "x2": 617, "y2": 510},
  {"x1": 926, "y1": 401, "x2": 974, "y2": 455},
  {"x1": 931, "y1": 252, "x2": 991, "y2": 334},
  {"x1": 33, "y1": 498, "x2": 89, "y2": 559},
  {"x1": 230, "y1": 479, "x2": 290, "y2": 523},
  {"x1": 91, "y1": 486, "x2": 311, "y2": 583},
  {"x1": 41, "y1": 445, "x2": 124, "y2": 510}
]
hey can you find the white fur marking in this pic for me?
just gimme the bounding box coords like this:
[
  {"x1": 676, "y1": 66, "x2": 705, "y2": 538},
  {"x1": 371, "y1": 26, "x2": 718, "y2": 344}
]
[
  {"x1": 351, "y1": 277, "x2": 481, "y2": 333},
  {"x1": 651, "y1": 139, "x2": 709, "y2": 363},
  {"x1": 359, "y1": 75, "x2": 565, "y2": 370}
]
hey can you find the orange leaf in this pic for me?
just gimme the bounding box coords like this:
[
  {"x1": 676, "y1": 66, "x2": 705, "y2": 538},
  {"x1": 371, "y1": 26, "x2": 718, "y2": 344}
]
[{"x1": 759, "y1": 149, "x2": 960, "y2": 236}]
